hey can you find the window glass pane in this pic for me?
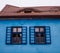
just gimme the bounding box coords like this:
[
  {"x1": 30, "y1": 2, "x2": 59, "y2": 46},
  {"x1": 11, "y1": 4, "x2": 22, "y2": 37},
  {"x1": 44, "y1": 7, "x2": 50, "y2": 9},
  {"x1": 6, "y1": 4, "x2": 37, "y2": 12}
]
[
  {"x1": 13, "y1": 28, "x2": 17, "y2": 32},
  {"x1": 12, "y1": 34, "x2": 22, "y2": 44},
  {"x1": 40, "y1": 28, "x2": 44, "y2": 32},
  {"x1": 35, "y1": 33, "x2": 45, "y2": 44},
  {"x1": 35, "y1": 28, "x2": 39, "y2": 32},
  {"x1": 18, "y1": 28, "x2": 22, "y2": 32},
  {"x1": 20, "y1": 34, "x2": 22, "y2": 36}
]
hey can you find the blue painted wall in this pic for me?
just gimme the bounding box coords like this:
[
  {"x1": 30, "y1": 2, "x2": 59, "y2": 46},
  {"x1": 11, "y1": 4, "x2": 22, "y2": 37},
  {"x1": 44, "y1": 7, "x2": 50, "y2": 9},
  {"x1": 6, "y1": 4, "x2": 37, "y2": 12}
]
[{"x1": 0, "y1": 19, "x2": 60, "y2": 53}]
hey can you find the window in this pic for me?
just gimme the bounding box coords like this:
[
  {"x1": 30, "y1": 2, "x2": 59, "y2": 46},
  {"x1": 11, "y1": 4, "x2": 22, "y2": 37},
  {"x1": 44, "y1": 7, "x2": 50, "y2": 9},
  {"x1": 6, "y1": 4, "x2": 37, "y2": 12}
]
[
  {"x1": 6, "y1": 26, "x2": 27, "y2": 45},
  {"x1": 12, "y1": 27, "x2": 22, "y2": 44},
  {"x1": 35, "y1": 27, "x2": 45, "y2": 44},
  {"x1": 29, "y1": 26, "x2": 51, "y2": 44}
]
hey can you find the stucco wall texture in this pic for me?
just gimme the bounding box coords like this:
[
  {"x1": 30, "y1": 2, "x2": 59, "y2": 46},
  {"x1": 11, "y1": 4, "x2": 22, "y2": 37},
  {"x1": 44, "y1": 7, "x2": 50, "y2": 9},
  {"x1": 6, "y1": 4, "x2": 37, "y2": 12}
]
[{"x1": 0, "y1": 19, "x2": 60, "y2": 53}]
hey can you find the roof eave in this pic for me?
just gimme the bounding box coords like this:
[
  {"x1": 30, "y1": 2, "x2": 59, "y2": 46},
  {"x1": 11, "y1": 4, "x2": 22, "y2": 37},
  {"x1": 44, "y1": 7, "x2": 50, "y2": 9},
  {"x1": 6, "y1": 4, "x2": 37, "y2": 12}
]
[{"x1": 0, "y1": 15, "x2": 60, "y2": 19}]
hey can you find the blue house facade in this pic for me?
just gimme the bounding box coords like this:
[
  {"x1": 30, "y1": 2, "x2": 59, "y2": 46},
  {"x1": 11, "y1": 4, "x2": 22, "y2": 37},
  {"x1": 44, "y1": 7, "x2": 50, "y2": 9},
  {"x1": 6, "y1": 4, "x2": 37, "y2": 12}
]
[{"x1": 0, "y1": 5, "x2": 60, "y2": 53}]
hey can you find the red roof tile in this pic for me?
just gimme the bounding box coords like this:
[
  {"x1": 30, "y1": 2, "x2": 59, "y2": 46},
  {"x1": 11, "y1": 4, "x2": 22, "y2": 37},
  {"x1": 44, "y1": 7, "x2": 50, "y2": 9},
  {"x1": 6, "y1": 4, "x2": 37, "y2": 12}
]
[{"x1": 0, "y1": 4, "x2": 60, "y2": 19}]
